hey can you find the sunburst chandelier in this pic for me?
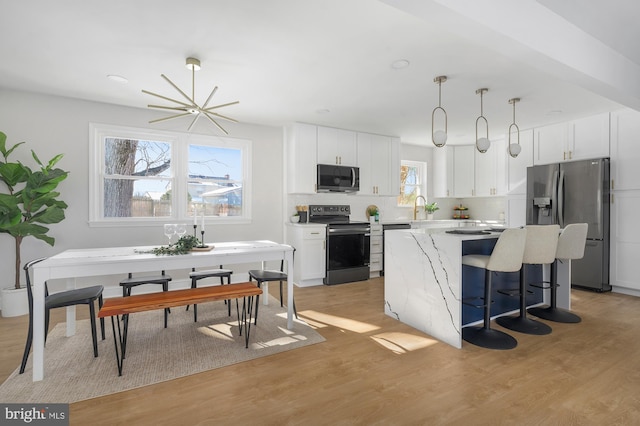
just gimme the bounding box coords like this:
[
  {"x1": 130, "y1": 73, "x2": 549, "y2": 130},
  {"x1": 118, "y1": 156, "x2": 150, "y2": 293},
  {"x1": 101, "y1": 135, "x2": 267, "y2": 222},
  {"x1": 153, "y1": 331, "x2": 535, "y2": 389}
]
[{"x1": 142, "y1": 57, "x2": 239, "y2": 134}]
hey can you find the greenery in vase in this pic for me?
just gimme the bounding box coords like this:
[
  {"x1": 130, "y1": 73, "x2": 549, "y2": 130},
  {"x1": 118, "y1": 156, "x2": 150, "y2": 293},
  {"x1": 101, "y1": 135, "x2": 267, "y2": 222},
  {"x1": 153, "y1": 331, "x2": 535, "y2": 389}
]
[
  {"x1": 425, "y1": 202, "x2": 439, "y2": 214},
  {"x1": 139, "y1": 235, "x2": 201, "y2": 255},
  {"x1": 0, "y1": 131, "x2": 69, "y2": 289},
  {"x1": 366, "y1": 206, "x2": 378, "y2": 217}
]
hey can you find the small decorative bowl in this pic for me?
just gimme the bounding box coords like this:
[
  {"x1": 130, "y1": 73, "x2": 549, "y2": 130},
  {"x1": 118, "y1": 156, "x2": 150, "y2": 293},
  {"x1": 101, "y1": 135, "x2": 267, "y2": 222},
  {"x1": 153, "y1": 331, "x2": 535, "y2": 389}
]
[{"x1": 290, "y1": 215, "x2": 300, "y2": 223}]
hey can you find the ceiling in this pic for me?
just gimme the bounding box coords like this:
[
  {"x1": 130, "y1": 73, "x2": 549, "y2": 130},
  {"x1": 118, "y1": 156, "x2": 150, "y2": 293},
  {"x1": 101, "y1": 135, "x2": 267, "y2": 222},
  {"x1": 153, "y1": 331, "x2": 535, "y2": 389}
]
[{"x1": 1, "y1": 0, "x2": 638, "y2": 145}]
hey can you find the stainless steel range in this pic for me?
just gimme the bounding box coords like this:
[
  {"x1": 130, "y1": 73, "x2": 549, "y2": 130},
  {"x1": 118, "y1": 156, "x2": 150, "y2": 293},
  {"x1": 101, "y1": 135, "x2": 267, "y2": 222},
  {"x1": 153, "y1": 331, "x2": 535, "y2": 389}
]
[{"x1": 308, "y1": 205, "x2": 371, "y2": 285}]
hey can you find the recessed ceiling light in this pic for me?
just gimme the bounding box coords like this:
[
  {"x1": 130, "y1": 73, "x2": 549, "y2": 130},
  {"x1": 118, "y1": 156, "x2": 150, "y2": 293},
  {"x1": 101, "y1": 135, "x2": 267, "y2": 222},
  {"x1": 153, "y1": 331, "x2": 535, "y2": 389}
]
[
  {"x1": 391, "y1": 59, "x2": 410, "y2": 70},
  {"x1": 546, "y1": 109, "x2": 563, "y2": 116},
  {"x1": 107, "y1": 75, "x2": 128, "y2": 83}
]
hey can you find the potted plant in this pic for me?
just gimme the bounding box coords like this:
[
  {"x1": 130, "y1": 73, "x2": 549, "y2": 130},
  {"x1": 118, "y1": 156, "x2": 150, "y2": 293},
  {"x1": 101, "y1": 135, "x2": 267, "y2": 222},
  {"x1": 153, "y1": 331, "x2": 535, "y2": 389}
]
[
  {"x1": 425, "y1": 202, "x2": 439, "y2": 220},
  {"x1": 366, "y1": 205, "x2": 379, "y2": 223},
  {"x1": 0, "y1": 131, "x2": 69, "y2": 317}
]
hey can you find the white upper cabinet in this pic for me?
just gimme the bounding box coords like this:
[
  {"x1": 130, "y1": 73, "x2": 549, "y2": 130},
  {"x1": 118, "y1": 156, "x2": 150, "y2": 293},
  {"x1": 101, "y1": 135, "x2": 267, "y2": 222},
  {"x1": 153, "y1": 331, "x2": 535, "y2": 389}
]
[
  {"x1": 611, "y1": 109, "x2": 640, "y2": 190},
  {"x1": 453, "y1": 145, "x2": 475, "y2": 197},
  {"x1": 534, "y1": 122, "x2": 570, "y2": 165},
  {"x1": 571, "y1": 112, "x2": 610, "y2": 160},
  {"x1": 286, "y1": 123, "x2": 317, "y2": 194},
  {"x1": 432, "y1": 146, "x2": 453, "y2": 197},
  {"x1": 535, "y1": 113, "x2": 609, "y2": 165},
  {"x1": 356, "y1": 133, "x2": 400, "y2": 196},
  {"x1": 507, "y1": 129, "x2": 534, "y2": 194},
  {"x1": 475, "y1": 137, "x2": 506, "y2": 196},
  {"x1": 317, "y1": 126, "x2": 357, "y2": 166}
]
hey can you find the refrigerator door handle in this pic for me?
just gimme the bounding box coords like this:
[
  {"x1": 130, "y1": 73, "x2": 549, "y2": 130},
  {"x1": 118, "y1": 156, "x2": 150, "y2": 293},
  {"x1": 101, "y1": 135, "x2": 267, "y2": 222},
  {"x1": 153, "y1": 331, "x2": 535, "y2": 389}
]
[{"x1": 558, "y1": 169, "x2": 565, "y2": 228}]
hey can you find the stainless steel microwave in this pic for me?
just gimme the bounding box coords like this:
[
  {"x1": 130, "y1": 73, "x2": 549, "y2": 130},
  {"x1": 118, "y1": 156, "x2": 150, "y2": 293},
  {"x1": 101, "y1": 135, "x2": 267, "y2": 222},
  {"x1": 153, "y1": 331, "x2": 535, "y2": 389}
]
[{"x1": 317, "y1": 164, "x2": 360, "y2": 193}]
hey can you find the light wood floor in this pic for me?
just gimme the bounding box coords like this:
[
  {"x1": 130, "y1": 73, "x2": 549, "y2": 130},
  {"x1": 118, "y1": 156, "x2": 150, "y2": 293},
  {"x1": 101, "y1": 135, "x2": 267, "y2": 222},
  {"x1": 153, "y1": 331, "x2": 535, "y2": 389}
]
[{"x1": 2, "y1": 278, "x2": 640, "y2": 425}]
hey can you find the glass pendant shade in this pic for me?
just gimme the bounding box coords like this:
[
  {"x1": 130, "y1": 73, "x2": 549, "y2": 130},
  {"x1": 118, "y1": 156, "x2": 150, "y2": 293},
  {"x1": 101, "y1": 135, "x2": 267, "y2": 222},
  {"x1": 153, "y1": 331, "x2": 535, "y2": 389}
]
[
  {"x1": 431, "y1": 76, "x2": 448, "y2": 147},
  {"x1": 508, "y1": 143, "x2": 522, "y2": 157},
  {"x1": 475, "y1": 88, "x2": 490, "y2": 153},
  {"x1": 508, "y1": 98, "x2": 521, "y2": 158},
  {"x1": 476, "y1": 137, "x2": 491, "y2": 153},
  {"x1": 433, "y1": 129, "x2": 447, "y2": 147}
]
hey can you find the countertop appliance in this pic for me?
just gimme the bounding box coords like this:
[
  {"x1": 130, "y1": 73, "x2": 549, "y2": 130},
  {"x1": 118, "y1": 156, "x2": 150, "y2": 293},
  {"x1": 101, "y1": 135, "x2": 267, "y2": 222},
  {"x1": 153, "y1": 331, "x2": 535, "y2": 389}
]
[
  {"x1": 526, "y1": 158, "x2": 610, "y2": 291},
  {"x1": 381, "y1": 223, "x2": 411, "y2": 276},
  {"x1": 316, "y1": 164, "x2": 360, "y2": 193},
  {"x1": 309, "y1": 205, "x2": 370, "y2": 285}
]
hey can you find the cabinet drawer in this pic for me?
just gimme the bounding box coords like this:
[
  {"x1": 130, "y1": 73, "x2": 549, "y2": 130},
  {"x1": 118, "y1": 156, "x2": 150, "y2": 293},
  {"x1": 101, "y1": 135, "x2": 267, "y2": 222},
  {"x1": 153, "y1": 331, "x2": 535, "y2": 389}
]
[
  {"x1": 302, "y1": 228, "x2": 326, "y2": 240},
  {"x1": 370, "y1": 253, "x2": 382, "y2": 272},
  {"x1": 370, "y1": 235, "x2": 383, "y2": 253}
]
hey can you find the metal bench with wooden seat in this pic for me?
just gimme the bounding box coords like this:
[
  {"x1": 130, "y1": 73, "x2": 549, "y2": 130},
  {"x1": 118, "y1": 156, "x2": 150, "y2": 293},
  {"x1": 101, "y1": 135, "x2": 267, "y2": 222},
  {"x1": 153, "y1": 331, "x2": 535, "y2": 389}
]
[{"x1": 98, "y1": 282, "x2": 262, "y2": 376}]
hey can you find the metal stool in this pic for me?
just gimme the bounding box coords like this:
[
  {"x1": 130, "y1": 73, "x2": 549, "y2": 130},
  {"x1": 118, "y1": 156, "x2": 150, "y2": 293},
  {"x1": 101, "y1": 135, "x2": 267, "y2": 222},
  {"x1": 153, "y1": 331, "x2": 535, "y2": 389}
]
[
  {"x1": 496, "y1": 225, "x2": 558, "y2": 335},
  {"x1": 119, "y1": 271, "x2": 172, "y2": 328},
  {"x1": 528, "y1": 223, "x2": 587, "y2": 323},
  {"x1": 461, "y1": 228, "x2": 527, "y2": 350},
  {"x1": 186, "y1": 266, "x2": 233, "y2": 321},
  {"x1": 248, "y1": 259, "x2": 297, "y2": 325}
]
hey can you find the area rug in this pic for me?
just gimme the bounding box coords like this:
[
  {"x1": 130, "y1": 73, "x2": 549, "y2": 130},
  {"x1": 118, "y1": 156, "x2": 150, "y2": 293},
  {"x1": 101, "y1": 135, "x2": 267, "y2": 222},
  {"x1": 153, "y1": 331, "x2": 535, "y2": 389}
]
[{"x1": 0, "y1": 295, "x2": 324, "y2": 403}]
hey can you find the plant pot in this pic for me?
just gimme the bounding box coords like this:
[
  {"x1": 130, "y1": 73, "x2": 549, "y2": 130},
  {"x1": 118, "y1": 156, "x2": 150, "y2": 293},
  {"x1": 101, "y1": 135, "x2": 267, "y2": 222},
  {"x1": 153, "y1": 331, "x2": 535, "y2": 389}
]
[
  {"x1": 1, "y1": 286, "x2": 29, "y2": 317},
  {"x1": 290, "y1": 215, "x2": 300, "y2": 223},
  {"x1": 427, "y1": 213, "x2": 434, "y2": 220}
]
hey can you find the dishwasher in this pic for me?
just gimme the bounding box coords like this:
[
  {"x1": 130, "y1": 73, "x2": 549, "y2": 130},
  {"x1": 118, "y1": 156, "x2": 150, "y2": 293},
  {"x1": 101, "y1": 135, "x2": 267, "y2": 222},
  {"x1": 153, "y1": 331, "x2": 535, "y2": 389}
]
[{"x1": 381, "y1": 223, "x2": 412, "y2": 276}]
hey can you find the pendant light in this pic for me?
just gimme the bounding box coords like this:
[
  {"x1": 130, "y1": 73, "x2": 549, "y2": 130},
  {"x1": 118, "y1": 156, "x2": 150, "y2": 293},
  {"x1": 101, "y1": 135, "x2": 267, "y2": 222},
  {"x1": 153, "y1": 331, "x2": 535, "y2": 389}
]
[
  {"x1": 142, "y1": 57, "x2": 239, "y2": 134},
  {"x1": 431, "y1": 76, "x2": 448, "y2": 147},
  {"x1": 507, "y1": 98, "x2": 522, "y2": 158},
  {"x1": 475, "y1": 88, "x2": 490, "y2": 153}
]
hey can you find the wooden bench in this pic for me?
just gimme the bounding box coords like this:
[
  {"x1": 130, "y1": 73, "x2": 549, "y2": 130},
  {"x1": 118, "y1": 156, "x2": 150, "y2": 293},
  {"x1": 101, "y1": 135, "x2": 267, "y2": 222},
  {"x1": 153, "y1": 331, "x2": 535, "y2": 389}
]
[{"x1": 98, "y1": 282, "x2": 262, "y2": 376}]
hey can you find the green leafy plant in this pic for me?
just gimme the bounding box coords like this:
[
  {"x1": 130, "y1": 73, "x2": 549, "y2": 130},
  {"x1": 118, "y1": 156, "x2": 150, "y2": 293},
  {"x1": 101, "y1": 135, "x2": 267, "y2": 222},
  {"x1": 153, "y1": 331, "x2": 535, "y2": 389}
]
[
  {"x1": 139, "y1": 235, "x2": 201, "y2": 255},
  {"x1": 0, "y1": 131, "x2": 69, "y2": 289},
  {"x1": 366, "y1": 205, "x2": 378, "y2": 217},
  {"x1": 425, "y1": 202, "x2": 439, "y2": 214}
]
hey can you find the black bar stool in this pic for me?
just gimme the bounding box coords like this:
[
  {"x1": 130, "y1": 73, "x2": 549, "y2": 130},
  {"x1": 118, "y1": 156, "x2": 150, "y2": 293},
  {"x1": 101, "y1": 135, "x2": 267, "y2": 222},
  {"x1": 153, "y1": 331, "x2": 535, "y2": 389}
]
[
  {"x1": 248, "y1": 257, "x2": 297, "y2": 325},
  {"x1": 496, "y1": 225, "x2": 558, "y2": 335},
  {"x1": 461, "y1": 228, "x2": 527, "y2": 350},
  {"x1": 528, "y1": 223, "x2": 587, "y2": 323}
]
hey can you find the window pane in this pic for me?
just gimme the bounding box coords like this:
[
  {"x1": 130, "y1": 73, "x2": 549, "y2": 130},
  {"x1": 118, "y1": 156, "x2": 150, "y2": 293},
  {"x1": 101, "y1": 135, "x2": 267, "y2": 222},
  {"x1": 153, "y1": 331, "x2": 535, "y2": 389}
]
[
  {"x1": 104, "y1": 138, "x2": 171, "y2": 177},
  {"x1": 398, "y1": 161, "x2": 426, "y2": 206},
  {"x1": 188, "y1": 144, "x2": 243, "y2": 217},
  {"x1": 104, "y1": 178, "x2": 172, "y2": 218}
]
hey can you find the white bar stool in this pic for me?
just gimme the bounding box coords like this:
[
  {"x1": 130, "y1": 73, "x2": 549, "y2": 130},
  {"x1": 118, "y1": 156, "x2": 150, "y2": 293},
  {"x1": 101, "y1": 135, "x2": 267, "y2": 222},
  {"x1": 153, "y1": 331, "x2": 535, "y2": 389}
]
[
  {"x1": 462, "y1": 227, "x2": 527, "y2": 350},
  {"x1": 528, "y1": 223, "x2": 587, "y2": 323},
  {"x1": 496, "y1": 225, "x2": 558, "y2": 335}
]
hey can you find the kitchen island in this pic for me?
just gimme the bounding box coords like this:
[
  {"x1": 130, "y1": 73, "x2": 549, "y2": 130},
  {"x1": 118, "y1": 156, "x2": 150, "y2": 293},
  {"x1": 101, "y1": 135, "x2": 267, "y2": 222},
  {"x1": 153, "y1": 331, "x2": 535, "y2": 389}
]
[{"x1": 384, "y1": 228, "x2": 571, "y2": 348}]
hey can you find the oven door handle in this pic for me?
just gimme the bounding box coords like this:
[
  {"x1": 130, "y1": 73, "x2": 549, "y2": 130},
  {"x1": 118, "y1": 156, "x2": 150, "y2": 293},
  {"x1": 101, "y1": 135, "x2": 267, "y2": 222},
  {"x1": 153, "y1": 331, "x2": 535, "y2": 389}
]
[{"x1": 328, "y1": 229, "x2": 371, "y2": 235}]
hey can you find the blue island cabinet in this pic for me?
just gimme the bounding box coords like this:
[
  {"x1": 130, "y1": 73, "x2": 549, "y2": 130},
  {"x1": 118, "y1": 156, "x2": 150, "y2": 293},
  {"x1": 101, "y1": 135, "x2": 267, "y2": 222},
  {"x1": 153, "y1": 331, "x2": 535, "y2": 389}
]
[{"x1": 384, "y1": 228, "x2": 566, "y2": 348}]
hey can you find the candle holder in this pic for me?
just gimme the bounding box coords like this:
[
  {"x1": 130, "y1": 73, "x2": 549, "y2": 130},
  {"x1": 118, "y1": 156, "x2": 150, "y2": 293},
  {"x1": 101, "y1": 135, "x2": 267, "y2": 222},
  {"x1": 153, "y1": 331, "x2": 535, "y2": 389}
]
[
  {"x1": 193, "y1": 224, "x2": 198, "y2": 239},
  {"x1": 199, "y1": 230, "x2": 208, "y2": 248}
]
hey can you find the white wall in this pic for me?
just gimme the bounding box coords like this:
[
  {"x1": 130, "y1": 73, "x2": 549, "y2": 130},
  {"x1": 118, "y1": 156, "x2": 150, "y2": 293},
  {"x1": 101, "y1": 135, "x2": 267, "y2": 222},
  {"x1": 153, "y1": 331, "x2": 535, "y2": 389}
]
[{"x1": 0, "y1": 89, "x2": 284, "y2": 292}]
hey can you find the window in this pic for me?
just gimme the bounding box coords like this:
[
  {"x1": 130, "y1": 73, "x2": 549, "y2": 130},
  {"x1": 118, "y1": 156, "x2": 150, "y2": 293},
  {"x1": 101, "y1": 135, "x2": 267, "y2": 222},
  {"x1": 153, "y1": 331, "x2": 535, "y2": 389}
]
[
  {"x1": 397, "y1": 160, "x2": 427, "y2": 206},
  {"x1": 90, "y1": 123, "x2": 251, "y2": 225}
]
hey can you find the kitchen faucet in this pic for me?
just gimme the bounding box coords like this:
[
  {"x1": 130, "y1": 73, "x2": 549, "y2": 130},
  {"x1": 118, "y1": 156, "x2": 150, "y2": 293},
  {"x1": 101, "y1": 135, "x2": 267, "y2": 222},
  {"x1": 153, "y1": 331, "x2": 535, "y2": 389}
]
[{"x1": 414, "y1": 195, "x2": 426, "y2": 220}]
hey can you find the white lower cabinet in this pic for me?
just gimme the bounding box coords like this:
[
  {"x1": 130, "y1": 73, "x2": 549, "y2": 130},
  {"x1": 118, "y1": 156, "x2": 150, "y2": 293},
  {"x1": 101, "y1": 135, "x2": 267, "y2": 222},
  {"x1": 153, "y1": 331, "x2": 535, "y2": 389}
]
[
  {"x1": 286, "y1": 225, "x2": 326, "y2": 287},
  {"x1": 369, "y1": 223, "x2": 382, "y2": 276},
  {"x1": 611, "y1": 190, "x2": 640, "y2": 295}
]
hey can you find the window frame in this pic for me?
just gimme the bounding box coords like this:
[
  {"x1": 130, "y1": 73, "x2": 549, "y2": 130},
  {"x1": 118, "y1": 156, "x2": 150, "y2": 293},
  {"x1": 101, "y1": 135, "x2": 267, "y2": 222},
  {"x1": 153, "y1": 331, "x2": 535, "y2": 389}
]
[
  {"x1": 89, "y1": 123, "x2": 252, "y2": 227},
  {"x1": 397, "y1": 159, "x2": 427, "y2": 207}
]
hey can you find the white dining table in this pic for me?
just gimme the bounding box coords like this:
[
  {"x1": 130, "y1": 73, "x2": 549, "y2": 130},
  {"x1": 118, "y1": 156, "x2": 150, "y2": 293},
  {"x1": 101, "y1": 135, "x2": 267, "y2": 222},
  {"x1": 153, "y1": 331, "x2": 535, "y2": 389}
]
[{"x1": 30, "y1": 240, "x2": 295, "y2": 382}]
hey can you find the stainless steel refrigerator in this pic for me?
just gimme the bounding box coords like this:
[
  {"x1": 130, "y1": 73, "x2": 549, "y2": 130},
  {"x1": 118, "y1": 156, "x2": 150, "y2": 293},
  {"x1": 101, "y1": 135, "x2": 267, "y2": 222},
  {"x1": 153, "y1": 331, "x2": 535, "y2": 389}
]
[{"x1": 526, "y1": 158, "x2": 610, "y2": 291}]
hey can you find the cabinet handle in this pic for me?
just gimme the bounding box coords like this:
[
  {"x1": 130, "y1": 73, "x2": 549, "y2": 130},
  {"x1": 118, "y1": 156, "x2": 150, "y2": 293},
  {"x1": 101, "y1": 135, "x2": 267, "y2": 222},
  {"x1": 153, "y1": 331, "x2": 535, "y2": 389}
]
[
  {"x1": 563, "y1": 151, "x2": 566, "y2": 161},
  {"x1": 310, "y1": 232, "x2": 320, "y2": 235},
  {"x1": 611, "y1": 193, "x2": 614, "y2": 204},
  {"x1": 612, "y1": 179, "x2": 615, "y2": 190}
]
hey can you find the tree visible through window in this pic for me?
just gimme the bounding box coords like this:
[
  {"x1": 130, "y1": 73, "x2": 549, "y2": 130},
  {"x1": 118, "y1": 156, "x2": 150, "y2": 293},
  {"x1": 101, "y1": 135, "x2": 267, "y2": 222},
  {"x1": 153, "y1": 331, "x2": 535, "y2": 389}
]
[
  {"x1": 90, "y1": 124, "x2": 251, "y2": 224},
  {"x1": 398, "y1": 160, "x2": 426, "y2": 206}
]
